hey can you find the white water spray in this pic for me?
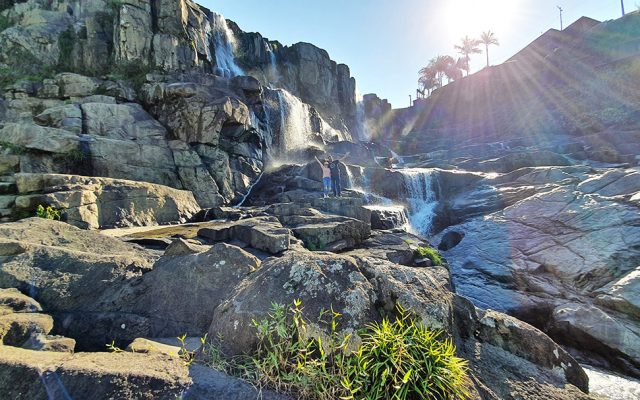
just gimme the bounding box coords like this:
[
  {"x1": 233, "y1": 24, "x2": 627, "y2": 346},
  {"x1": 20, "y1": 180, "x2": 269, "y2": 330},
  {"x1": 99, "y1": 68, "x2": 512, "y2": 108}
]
[
  {"x1": 401, "y1": 169, "x2": 438, "y2": 235},
  {"x1": 211, "y1": 13, "x2": 243, "y2": 78},
  {"x1": 355, "y1": 89, "x2": 369, "y2": 141},
  {"x1": 276, "y1": 89, "x2": 314, "y2": 152}
]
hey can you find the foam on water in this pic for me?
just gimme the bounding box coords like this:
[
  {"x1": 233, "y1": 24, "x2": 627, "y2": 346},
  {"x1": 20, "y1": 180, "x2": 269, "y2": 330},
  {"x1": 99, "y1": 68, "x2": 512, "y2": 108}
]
[{"x1": 400, "y1": 168, "x2": 438, "y2": 236}]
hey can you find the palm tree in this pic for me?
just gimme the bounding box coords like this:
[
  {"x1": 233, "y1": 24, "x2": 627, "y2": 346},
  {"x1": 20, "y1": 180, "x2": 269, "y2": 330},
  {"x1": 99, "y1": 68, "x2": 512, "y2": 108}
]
[
  {"x1": 418, "y1": 72, "x2": 438, "y2": 96},
  {"x1": 419, "y1": 55, "x2": 462, "y2": 95},
  {"x1": 454, "y1": 36, "x2": 482, "y2": 76},
  {"x1": 480, "y1": 30, "x2": 499, "y2": 67}
]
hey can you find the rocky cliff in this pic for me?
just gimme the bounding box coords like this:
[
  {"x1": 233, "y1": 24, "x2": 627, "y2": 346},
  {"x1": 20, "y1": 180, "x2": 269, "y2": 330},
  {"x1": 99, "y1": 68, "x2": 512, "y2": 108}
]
[
  {"x1": 0, "y1": 0, "x2": 359, "y2": 225},
  {"x1": 0, "y1": 1, "x2": 639, "y2": 399}
]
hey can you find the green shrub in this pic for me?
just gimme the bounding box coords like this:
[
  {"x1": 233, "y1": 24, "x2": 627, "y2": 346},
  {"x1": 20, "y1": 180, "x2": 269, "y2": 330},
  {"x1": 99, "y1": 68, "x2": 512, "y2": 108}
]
[
  {"x1": 343, "y1": 306, "x2": 469, "y2": 400},
  {"x1": 106, "y1": 0, "x2": 125, "y2": 12},
  {"x1": 36, "y1": 204, "x2": 61, "y2": 220},
  {"x1": 414, "y1": 246, "x2": 443, "y2": 266},
  {"x1": 57, "y1": 27, "x2": 77, "y2": 71},
  {"x1": 0, "y1": 14, "x2": 11, "y2": 31},
  {"x1": 0, "y1": 48, "x2": 58, "y2": 89},
  {"x1": 0, "y1": 141, "x2": 27, "y2": 155},
  {"x1": 194, "y1": 301, "x2": 469, "y2": 400},
  {"x1": 107, "y1": 61, "x2": 152, "y2": 91},
  {"x1": 53, "y1": 148, "x2": 86, "y2": 164}
]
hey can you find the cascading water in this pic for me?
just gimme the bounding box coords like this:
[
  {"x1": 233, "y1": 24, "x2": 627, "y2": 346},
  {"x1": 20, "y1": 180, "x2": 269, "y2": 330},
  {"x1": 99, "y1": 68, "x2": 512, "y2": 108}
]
[
  {"x1": 266, "y1": 42, "x2": 280, "y2": 84},
  {"x1": 211, "y1": 13, "x2": 243, "y2": 78},
  {"x1": 400, "y1": 169, "x2": 438, "y2": 236},
  {"x1": 276, "y1": 89, "x2": 314, "y2": 152}
]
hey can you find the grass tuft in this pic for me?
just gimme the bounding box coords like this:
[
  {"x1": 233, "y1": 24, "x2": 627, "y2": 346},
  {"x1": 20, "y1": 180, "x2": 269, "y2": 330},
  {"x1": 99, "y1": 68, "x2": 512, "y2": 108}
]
[{"x1": 414, "y1": 245, "x2": 443, "y2": 266}]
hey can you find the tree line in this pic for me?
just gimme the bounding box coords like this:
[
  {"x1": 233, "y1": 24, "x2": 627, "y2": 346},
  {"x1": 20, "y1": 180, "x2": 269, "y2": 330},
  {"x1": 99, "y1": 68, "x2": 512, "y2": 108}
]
[{"x1": 418, "y1": 31, "x2": 499, "y2": 97}]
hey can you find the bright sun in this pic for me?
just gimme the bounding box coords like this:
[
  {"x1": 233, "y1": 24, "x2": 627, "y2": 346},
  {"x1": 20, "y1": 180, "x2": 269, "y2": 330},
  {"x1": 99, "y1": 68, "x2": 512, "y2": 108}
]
[{"x1": 444, "y1": 0, "x2": 519, "y2": 38}]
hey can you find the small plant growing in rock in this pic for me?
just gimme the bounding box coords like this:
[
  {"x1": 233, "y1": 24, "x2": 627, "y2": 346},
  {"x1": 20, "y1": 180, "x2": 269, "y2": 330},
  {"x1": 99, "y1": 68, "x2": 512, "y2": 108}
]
[
  {"x1": 106, "y1": 340, "x2": 123, "y2": 353},
  {"x1": 414, "y1": 245, "x2": 443, "y2": 266},
  {"x1": 177, "y1": 333, "x2": 197, "y2": 366},
  {"x1": 36, "y1": 204, "x2": 61, "y2": 221},
  {"x1": 0, "y1": 141, "x2": 27, "y2": 155}
]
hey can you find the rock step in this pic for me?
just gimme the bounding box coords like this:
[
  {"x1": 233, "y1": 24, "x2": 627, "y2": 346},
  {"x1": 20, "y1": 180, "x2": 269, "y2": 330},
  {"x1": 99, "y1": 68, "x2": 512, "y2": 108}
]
[
  {"x1": 0, "y1": 313, "x2": 54, "y2": 347},
  {"x1": 22, "y1": 333, "x2": 76, "y2": 353},
  {"x1": 0, "y1": 195, "x2": 16, "y2": 209},
  {"x1": 0, "y1": 181, "x2": 17, "y2": 195}
]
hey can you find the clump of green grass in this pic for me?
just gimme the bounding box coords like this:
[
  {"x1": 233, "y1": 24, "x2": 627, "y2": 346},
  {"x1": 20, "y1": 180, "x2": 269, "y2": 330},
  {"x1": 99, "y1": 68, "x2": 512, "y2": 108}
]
[
  {"x1": 343, "y1": 305, "x2": 469, "y2": 400},
  {"x1": 36, "y1": 204, "x2": 61, "y2": 220},
  {"x1": 106, "y1": 61, "x2": 152, "y2": 91},
  {"x1": 53, "y1": 148, "x2": 86, "y2": 164},
  {"x1": 0, "y1": 14, "x2": 12, "y2": 31},
  {"x1": 414, "y1": 245, "x2": 443, "y2": 266},
  {"x1": 0, "y1": 141, "x2": 27, "y2": 155},
  {"x1": 184, "y1": 300, "x2": 470, "y2": 400}
]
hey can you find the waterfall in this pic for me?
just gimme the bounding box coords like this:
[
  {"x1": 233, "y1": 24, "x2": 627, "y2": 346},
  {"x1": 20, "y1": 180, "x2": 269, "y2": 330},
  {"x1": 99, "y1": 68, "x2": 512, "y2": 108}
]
[
  {"x1": 276, "y1": 89, "x2": 314, "y2": 152},
  {"x1": 211, "y1": 13, "x2": 243, "y2": 78},
  {"x1": 266, "y1": 42, "x2": 279, "y2": 83},
  {"x1": 234, "y1": 172, "x2": 264, "y2": 208},
  {"x1": 400, "y1": 169, "x2": 438, "y2": 235}
]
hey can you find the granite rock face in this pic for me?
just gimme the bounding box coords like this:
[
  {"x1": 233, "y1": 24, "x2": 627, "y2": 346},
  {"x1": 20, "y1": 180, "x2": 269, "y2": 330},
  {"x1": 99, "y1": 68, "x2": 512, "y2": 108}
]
[
  {"x1": 432, "y1": 166, "x2": 640, "y2": 377},
  {"x1": 13, "y1": 173, "x2": 200, "y2": 229}
]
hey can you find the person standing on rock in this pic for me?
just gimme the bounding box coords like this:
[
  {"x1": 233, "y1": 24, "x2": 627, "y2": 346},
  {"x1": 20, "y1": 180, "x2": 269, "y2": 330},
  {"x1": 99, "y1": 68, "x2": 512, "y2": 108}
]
[
  {"x1": 315, "y1": 156, "x2": 332, "y2": 198},
  {"x1": 328, "y1": 152, "x2": 349, "y2": 197}
]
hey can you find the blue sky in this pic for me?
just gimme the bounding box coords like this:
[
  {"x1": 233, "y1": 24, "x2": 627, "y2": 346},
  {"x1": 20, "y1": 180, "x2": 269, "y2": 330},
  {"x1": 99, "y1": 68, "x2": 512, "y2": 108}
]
[{"x1": 200, "y1": 0, "x2": 627, "y2": 108}]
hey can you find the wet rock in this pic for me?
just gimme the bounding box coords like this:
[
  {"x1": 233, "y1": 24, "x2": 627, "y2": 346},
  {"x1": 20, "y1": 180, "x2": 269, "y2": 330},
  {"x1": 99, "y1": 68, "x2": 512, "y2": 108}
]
[{"x1": 367, "y1": 205, "x2": 407, "y2": 230}]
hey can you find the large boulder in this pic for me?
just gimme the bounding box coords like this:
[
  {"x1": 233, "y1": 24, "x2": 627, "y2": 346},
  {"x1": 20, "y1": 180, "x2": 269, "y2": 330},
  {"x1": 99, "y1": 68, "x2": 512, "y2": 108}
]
[
  {"x1": 14, "y1": 173, "x2": 200, "y2": 229},
  {"x1": 0, "y1": 123, "x2": 80, "y2": 154},
  {"x1": 453, "y1": 296, "x2": 592, "y2": 399},
  {"x1": 128, "y1": 243, "x2": 261, "y2": 336},
  {"x1": 208, "y1": 250, "x2": 453, "y2": 355},
  {"x1": 0, "y1": 218, "x2": 155, "y2": 348},
  {"x1": 0, "y1": 312, "x2": 53, "y2": 346},
  {"x1": 435, "y1": 173, "x2": 640, "y2": 376},
  {"x1": 266, "y1": 203, "x2": 370, "y2": 251},
  {"x1": 0, "y1": 345, "x2": 289, "y2": 400}
]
